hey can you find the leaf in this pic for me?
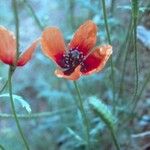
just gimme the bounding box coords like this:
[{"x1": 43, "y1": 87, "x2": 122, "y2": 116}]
[{"x1": 0, "y1": 93, "x2": 31, "y2": 113}]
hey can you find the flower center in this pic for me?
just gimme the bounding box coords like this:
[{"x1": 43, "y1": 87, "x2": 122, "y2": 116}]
[{"x1": 62, "y1": 49, "x2": 85, "y2": 75}]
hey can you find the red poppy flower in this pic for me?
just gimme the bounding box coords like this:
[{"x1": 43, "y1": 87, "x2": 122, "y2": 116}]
[
  {"x1": 0, "y1": 26, "x2": 39, "y2": 66},
  {"x1": 41, "y1": 20, "x2": 112, "y2": 80}
]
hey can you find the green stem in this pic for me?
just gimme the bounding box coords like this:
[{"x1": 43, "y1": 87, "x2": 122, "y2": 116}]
[
  {"x1": 131, "y1": 0, "x2": 139, "y2": 104},
  {"x1": 118, "y1": 23, "x2": 133, "y2": 99},
  {"x1": 8, "y1": 67, "x2": 30, "y2": 150},
  {"x1": 0, "y1": 80, "x2": 8, "y2": 93},
  {"x1": 73, "y1": 81, "x2": 90, "y2": 150},
  {"x1": 137, "y1": 73, "x2": 150, "y2": 101},
  {"x1": 101, "y1": 0, "x2": 111, "y2": 44},
  {"x1": 110, "y1": 0, "x2": 116, "y2": 16},
  {"x1": 121, "y1": 74, "x2": 150, "y2": 126},
  {"x1": 101, "y1": 0, "x2": 115, "y2": 111},
  {"x1": 0, "y1": 106, "x2": 75, "y2": 119},
  {"x1": 23, "y1": 0, "x2": 44, "y2": 30},
  {"x1": 11, "y1": 0, "x2": 29, "y2": 149},
  {"x1": 115, "y1": 20, "x2": 132, "y2": 65},
  {"x1": 110, "y1": 130, "x2": 120, "y2": 150},
  {"x1": 68, "y1": 0, "x2": 76, "y2": 31},
  {"x1": 132, "y1": 72, "x2": 150, "y2": 112},
  {"x1": 0, "y1": 68, "x2": 16, "y2": 94}
]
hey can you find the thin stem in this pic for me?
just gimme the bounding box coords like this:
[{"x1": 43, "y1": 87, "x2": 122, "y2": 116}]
[
  {"x1": 8, "y1": 67, "x2": 30, "y2": 150},
  {"x1": 68, "y1": 0, "x2": 76, "y2": 31},
  {"x1": 132, "y1": 72, "x2": 150, "y2": 112},
  {"x1": 0, "y1": 106, "x2": 75, "y2": 119},
  {"x1": 110, "y1": 0, "x2": 116, "y2": 16},
  {"x1": 101, "y1": 0, "x2": 111, "y2": 44},
  {"x1": 23, "y1": 0, "x2": 44, "y2": 30},
  {"x1": 110, "y1": 130, "x2": 120, "y2": 150},
  {"x1": 131, "y1": 0, "x2": 139, "y2": 104},
  {"x1": 0, "y1": 69, "x2": 15, "y2": 94},
  {"x1": 11, "y1": 0, "x2": 30, "y2": 149},
  {"x1": 115, "y1": 19, "x2": 132, "y2": 64},
  {"x1": 101, "y1": 0, "x2": 115, "y2": 111},
  {"x1": 119, "y1": 74, "x2": 150, "y2": 127},
  {"x1": 118, "y1": 23, "x2": 133, "y2": 99},
  {"x1": 0, "y1": 80, "x2": 8, "y2": 93},
  {"x1": 137, "y1": 73, "x2": 150, "y2": 101},
  {"x1": 73, "y1": 81, "x2": 90, "y2": 150}
]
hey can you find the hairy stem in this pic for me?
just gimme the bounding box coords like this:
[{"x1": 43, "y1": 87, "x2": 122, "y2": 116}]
[
  {"x1": 118, "y1": 22, "x2": 133, "y2": 99},
  {"x1": 132, "y1": 72, "x2": 150, "y2": 112},
  {"x1": 110, "y1": 130, "x2": 120, "y2": 150},
  {"x1": 8, "y1": 67, "x2": 30, "y2": 150},
  {"x1": 131, "y1": 0, "x2": 139, "y2": 104},
  {"x1": 101, "y1": 0, "x2": 116, "y2": 112},
  {"x1": 11, "y1": 0, "x2": 30, "y2": 149},
  {"x1": 73, "y1": 81, "x2": 90, "y2": 150}
]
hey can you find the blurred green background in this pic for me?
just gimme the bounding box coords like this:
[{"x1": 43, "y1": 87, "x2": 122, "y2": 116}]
[{"x1": 0, "y1": 0, "x2": 150, "y2": 150}]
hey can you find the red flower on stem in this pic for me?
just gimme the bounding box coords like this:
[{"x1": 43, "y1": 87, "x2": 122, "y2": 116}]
[
  {"x1": 41, "y1": 20, "x2": 112, "y2": 80},
  {"x1": 0, "y1": 26, "x2": 38, "y2": 66}
]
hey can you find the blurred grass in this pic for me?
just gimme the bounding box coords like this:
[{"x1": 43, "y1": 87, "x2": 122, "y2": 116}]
[{"x1": 0, "y1": 0, "x2": 150, "y2": 150}]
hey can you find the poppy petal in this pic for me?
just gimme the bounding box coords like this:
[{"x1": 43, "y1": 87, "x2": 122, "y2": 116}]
[
  {"x1": 41, "y1": 27, "x2": 66, "y2": 66},
  {"x1": 81, "y1": 45, "x2": 112, "y2": 75},
  {"x1": 69, "y1": 20, "x2": 97, "y2": 55},
  {"x1": 0, "y1": 26, "x2": 16, "y2": 65},
  {"x1": 55, "y1": 65, "x2": 82, "y2": 80},
  {"x1": 17, "y1": 39, "x2": 39, "y2": 66}
]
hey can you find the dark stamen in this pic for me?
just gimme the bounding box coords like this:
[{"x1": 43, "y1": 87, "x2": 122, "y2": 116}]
[{"x1": 61, "y1": 48, "x2": 85, "y2": 75}]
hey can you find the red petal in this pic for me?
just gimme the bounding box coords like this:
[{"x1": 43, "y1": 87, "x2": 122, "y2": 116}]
[
  {"x1": 81, "y1": 45, "x2": 112, "y2": 75},
  {"x1": 0, "y1": 26, "x2": 16, "y2": 65},
  {"x1": 55, "y1": 65, "x2": 82, "y2": 80},
  {"x1": 17, "y1": 39, "x2": 39, "y2": 66},
  {"x1": 41, "y1": 27, "x2": 66, "y2": 66},
  {"x1": 69, "y1": 20, "x2": 97, "y2": 56}
]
